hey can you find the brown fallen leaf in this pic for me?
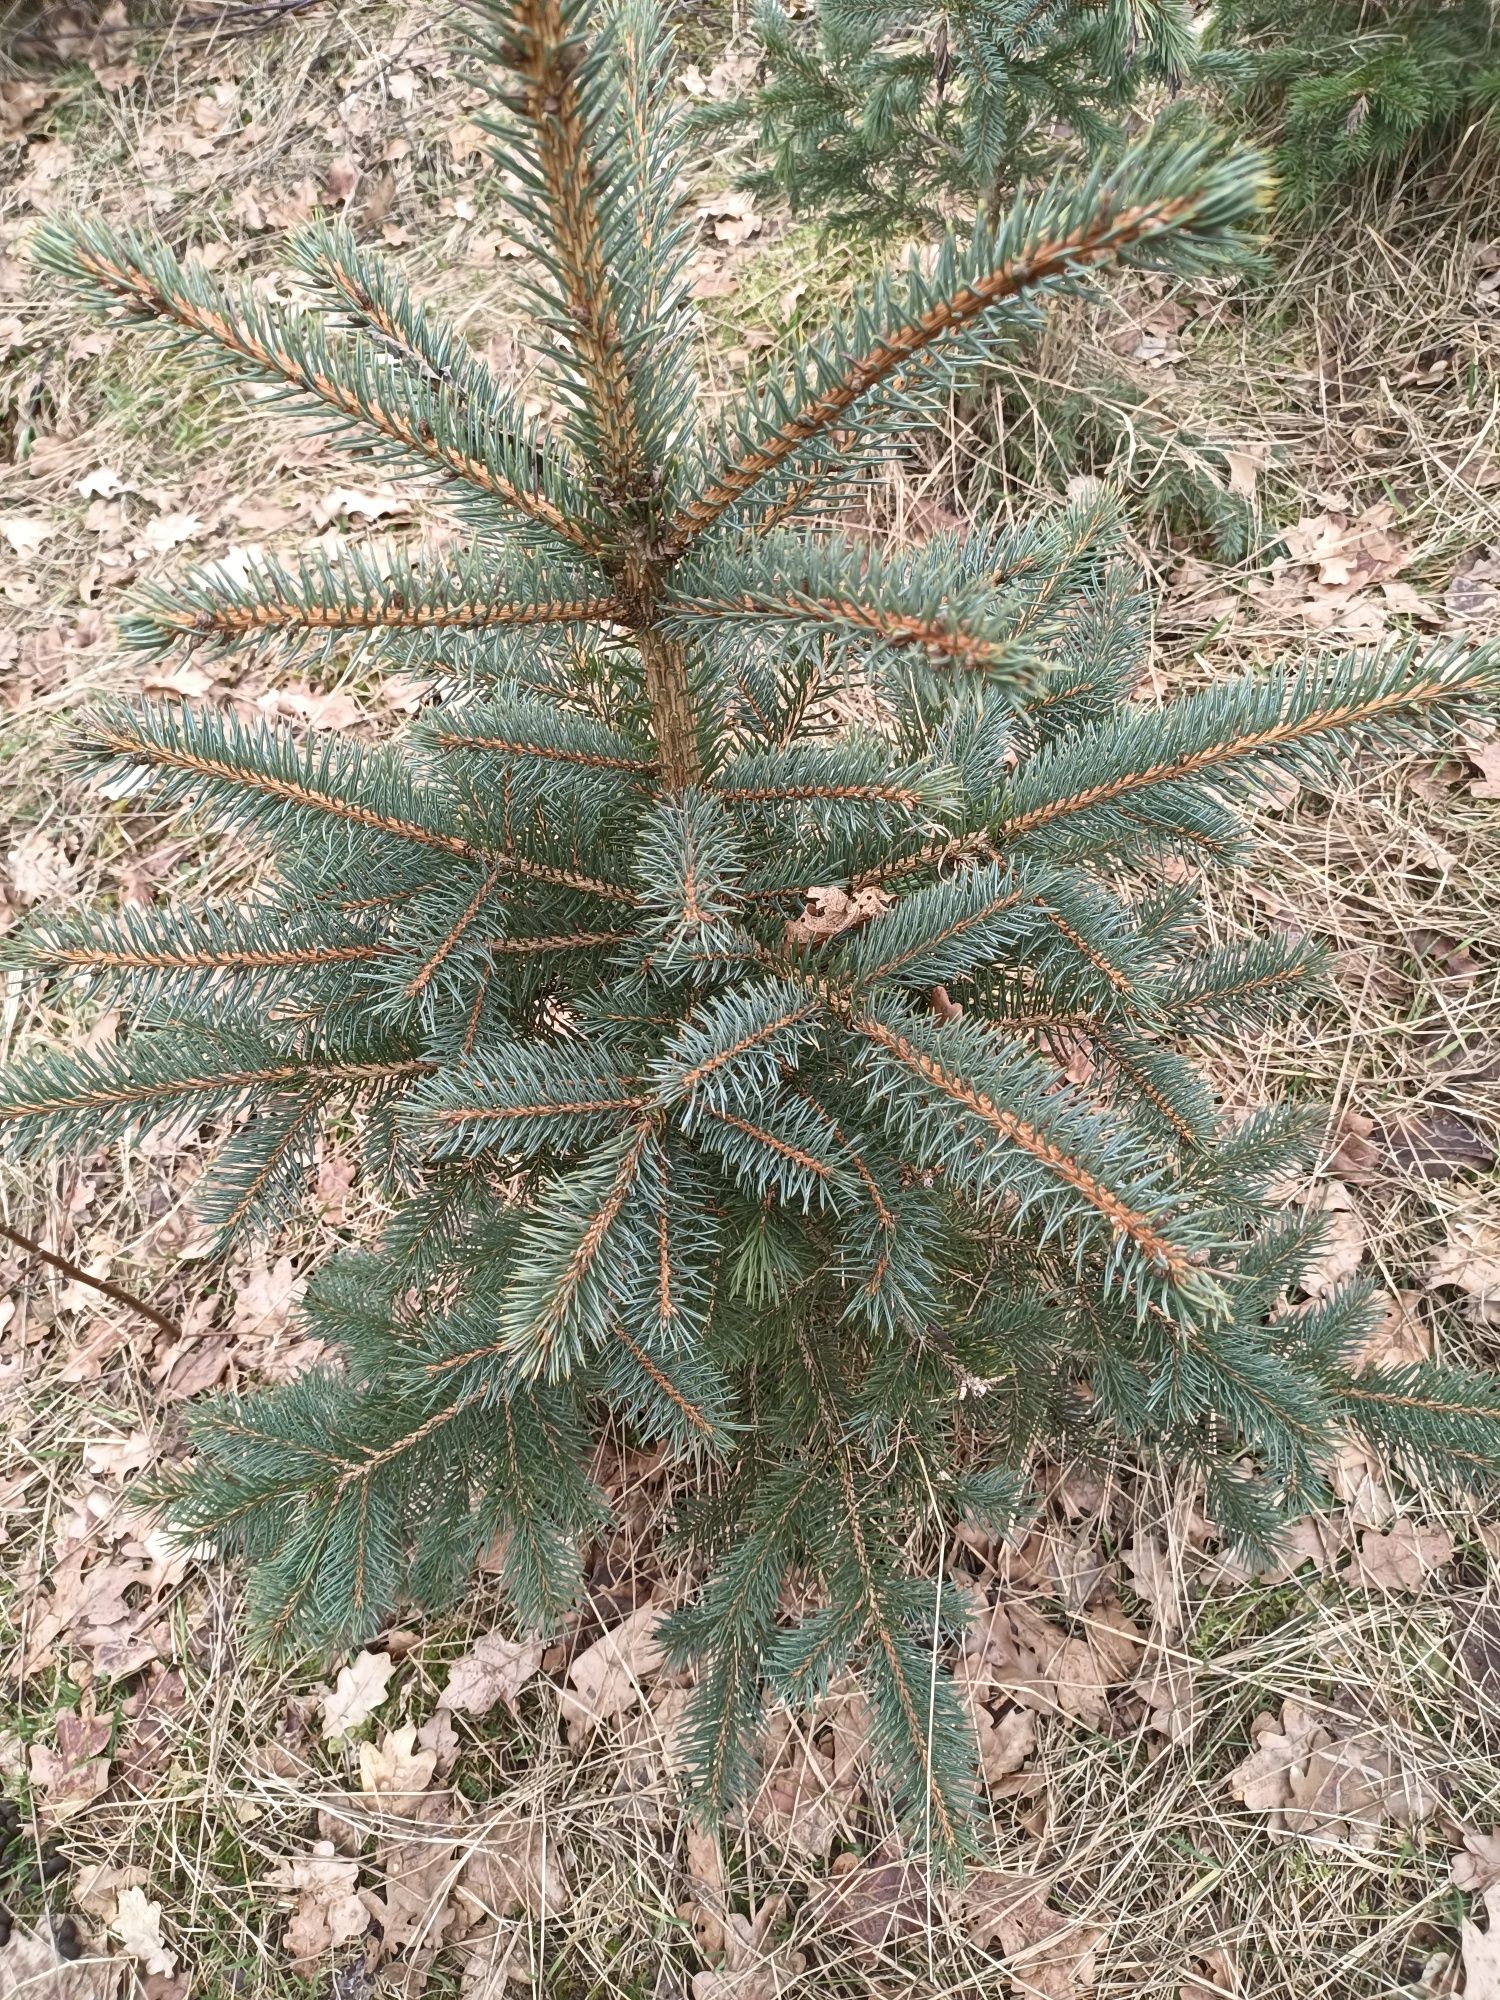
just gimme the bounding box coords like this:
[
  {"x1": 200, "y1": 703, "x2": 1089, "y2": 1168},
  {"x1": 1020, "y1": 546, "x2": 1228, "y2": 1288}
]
[
  {"x1": 1352, "y1": 1290, "x2": 1431, "y2": 1371},
  {"x1": 746, "y1": 1683, "x2": 872, "y2": 1860},
  {"x1": 1327, "y1": 1108, "x2": 1381, "y2": 1182},
  {"x1": 558, "y1": 1598, "x2": 666, "y2": 1741},
  {"x1": 1133, "y1": 1649, "x2": 1200, "y2": 1746},
  {"x1": 1300, "y1": 1182, "x2": 1365, "y2": 1298},
  {"x1": 1123, "y1": 1535, "x2": 1185, "y2": 1640},
  {"x1": 0, "y1": 1924, "x2": 123, "y2": 1999},
  {"x1": 1228, "y1": 1698, "x2": 1442, "y2": 1849},
  {"x1": 680, "y1": 1823, "x2": 730, "y2": 1956},
  {"x1": 803, "y1": 1839, "x2": 932, "y2": 1953},
  {"x1": 1344, "y1": 1520, "x2": 1455, "y2": 1593},
  {"x1": 1469, "y1": 742, "x2": 1500, "y2": 798},
  {"x1": 691, "y1": 1890, "x2": 805, "y2": 2000},
  {"x1": 1223, "y1": 444, "x2": 1269, "y2": 499},
  {"x1": 359, "y1": 1723, "x2": 438, "y2": 1802},
  {"x1": 1328, "y1": 1440, "x2": 1396, "y2": 1530},
  {"x1": 29, "y1": 1711, "x2": 112, "y2": 1822},
  {"x1": 1463, "y1": 1884, "x2": 1500, "y2": 2000},
  {"x1": 1181, "y1": 1944, "x2": 1237, "y2": 1999},
  {"x1": 267, "y1": 1842, "x2": 371, "y2": 1965},
  {"x1": 108, "y1": 1887, "x2": 176, "y2": 1979},
  {"x1": 1453, "y1": 1829, "x2": 1500, "y2": 1894},
  {"x1": 958, "y1": 1868, "x2": 1102, "y2": 1997},
  {"x1": 365, "y1": 1789, "x2": 463, "y2": 1954},
  {"x1": 321, "y1": 1648, "x2": 397, "y2": 1739},
  {"x1": 439, "y1": 1628, "x2": 546, "y2": 1718},
  {"x1": 1430, "y1": 1220, "x2": 1500, "y2": 1322},
  {"x1": 1375, "y1": 1110, "x2": 1495, "y2": 1180}
]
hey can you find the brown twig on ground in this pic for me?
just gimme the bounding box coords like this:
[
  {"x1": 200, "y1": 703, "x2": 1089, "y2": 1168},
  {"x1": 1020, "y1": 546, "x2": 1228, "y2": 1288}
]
[{"x1": 0, "y1": 1219, "x2": 181, "y2": 1338}]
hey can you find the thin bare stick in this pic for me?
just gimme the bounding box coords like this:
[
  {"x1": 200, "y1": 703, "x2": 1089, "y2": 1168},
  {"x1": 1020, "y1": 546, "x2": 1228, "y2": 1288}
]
[{"x1": 0, "y1": 1221, "x2": 181, "y2": 1339}]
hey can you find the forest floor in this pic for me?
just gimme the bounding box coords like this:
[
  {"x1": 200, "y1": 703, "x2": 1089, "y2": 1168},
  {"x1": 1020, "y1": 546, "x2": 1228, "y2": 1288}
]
[{"x1": 1, "y1": 5, "x2": 1498, "y2": 1998}]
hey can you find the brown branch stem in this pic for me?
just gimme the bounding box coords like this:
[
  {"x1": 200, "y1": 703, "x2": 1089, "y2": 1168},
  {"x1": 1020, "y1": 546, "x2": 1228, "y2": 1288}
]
[{"x1": 0, "y1": 1221, "x2": 181, "y2": 1338}]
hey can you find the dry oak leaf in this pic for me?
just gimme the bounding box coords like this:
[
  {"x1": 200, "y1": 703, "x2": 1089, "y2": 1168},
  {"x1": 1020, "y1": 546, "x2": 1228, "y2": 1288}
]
[
  {"x1": 29, "y1": 1712, "x2": 112, "y2": 1821},
  {"x1": 680, "y1": 1823, "x2": 731, "y2": 1956},
  {"x1": 1181, "y1": 1945, "x2": 1237, "y2": 1999},
  {"x1": 267, "y1": 1842, "x2": 371, "y2": 1965},
  {"x1": 558, "y1": 1598, "x2": 666, "y2": 1741},
  {"x1": 1430, "y1": 1221, "x2": 1500, "y2": 1319},
  {"x1": 784, "y1": 884, "x2": 893, "y2": 947},
  {"x1": 1344, "y1": 1520, "x2": 1455, "y2": 1593},
  {"x1": 746, "y1": 1695, "x2": 868, "y2": 1860},
  {"x1": 321, "y1": 1648, "x2": 397, "y2": 1739},
  {"x1": 1228, "y1": 1698, "x2": 1441, "y2": 1849},
  {"x1": 1329, "y1": 1439, "x2": 1396, "y2": 1531},
  {"x1": 1463, "y1": 1884, "x2": 1500, "y2": 2000},
  {"x1": 959, "y1": 1868, "x2": 1102, "y2": 1998},
  {"x1": 1453, "y1": 1829, "x2": 1500, "y2": 1894},
  {"x1": 1123, "y1": 1535, "x2": 1186, "y2": 1639},
  {"x1": 108, "y1": 1887, "x2": 176, "y2": 1978},
  {"x1": 691, "y1": 1890, "x2": 805, "y2": 2000},
  {"x1": 1299, "y1": 1182, "x2": 1365, "y2": 1299},
  {"x1": 1352, "y1": 1290, "x2": 1431, "y2": 1372},
  {"x1": 439, "y1": 1629, "x2": 546, "y2": 1718},
  {"x1": 803, "y1": 1840, "x2": 932, "y2": 1954},
  {"x1": 1470, "y1": 742, "x2": 1500, "y2": 799},
  {"x1": 458, "y1": 1815, "x2": 573, "y2": 1923},
  {"x1": 0, "y1": 1924, "x2": 123, "y2": 1999},
  {"x1": 1133, "y1": 1650, "x2": 1200, "y2": 1746},
  {"x1": 359, "y1": 1723, "x2": 438, "y2": 1801},
  {"x1": 365, "y1": 1789, "x2": 462, "y2": 1954}
]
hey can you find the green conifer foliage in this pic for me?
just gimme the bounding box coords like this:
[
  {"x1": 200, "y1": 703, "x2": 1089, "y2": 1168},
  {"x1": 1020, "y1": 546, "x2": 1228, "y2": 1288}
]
[
  {"x1": 7, "y1": 0, "x2": 1500, "y2": 1858},
  {"x1": 704, "y1": 0, "x2": 1211, "y2": 239},
  {"x1": 1208, "y1": 0, "x2": 1500, "y2": 211}
]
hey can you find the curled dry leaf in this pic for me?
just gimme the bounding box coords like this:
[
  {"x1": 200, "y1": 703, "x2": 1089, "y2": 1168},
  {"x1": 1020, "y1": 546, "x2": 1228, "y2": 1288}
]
[
  {"x1": 1181, "y1": 1945, "x2": 1237, "y2": 1999},
  {"x1": 439, "y1": 1628, "x2": 546, "y2": 1718},
  {"x1": 784, "y1": 884, "x2": 893, "y2": 947},
  {"x1": 267, "y1": 1842, "x2": 371, "y2": 1965},
  {"x1": 1343, "y1": 1520, "x2": 1455, "y2": 1593},
  {"x1": 558, "y1": 1598, "x2": 666, "y2": 1741},
  {"x1": 321, "y1": 1648, "x2": 397, "y2": 1740}
]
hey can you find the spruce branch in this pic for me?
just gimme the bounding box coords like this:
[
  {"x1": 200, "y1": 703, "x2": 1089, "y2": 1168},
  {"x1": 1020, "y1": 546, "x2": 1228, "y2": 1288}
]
[
  {"x1": 663, "y1": 134, "x2": 1265, "y2": 554},
  {"x1": 121, "y1": 545, "x2": 624, "y2": 655},
  {"x1": 36, "y1": 219, "x2": 599, "y2": 553}
]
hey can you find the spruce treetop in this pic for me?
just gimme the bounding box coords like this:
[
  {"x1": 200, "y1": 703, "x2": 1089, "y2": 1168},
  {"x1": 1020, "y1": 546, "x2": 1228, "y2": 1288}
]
[{"x1": 5, "y1": 0, "x2": 1499, "y2": 1859}]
